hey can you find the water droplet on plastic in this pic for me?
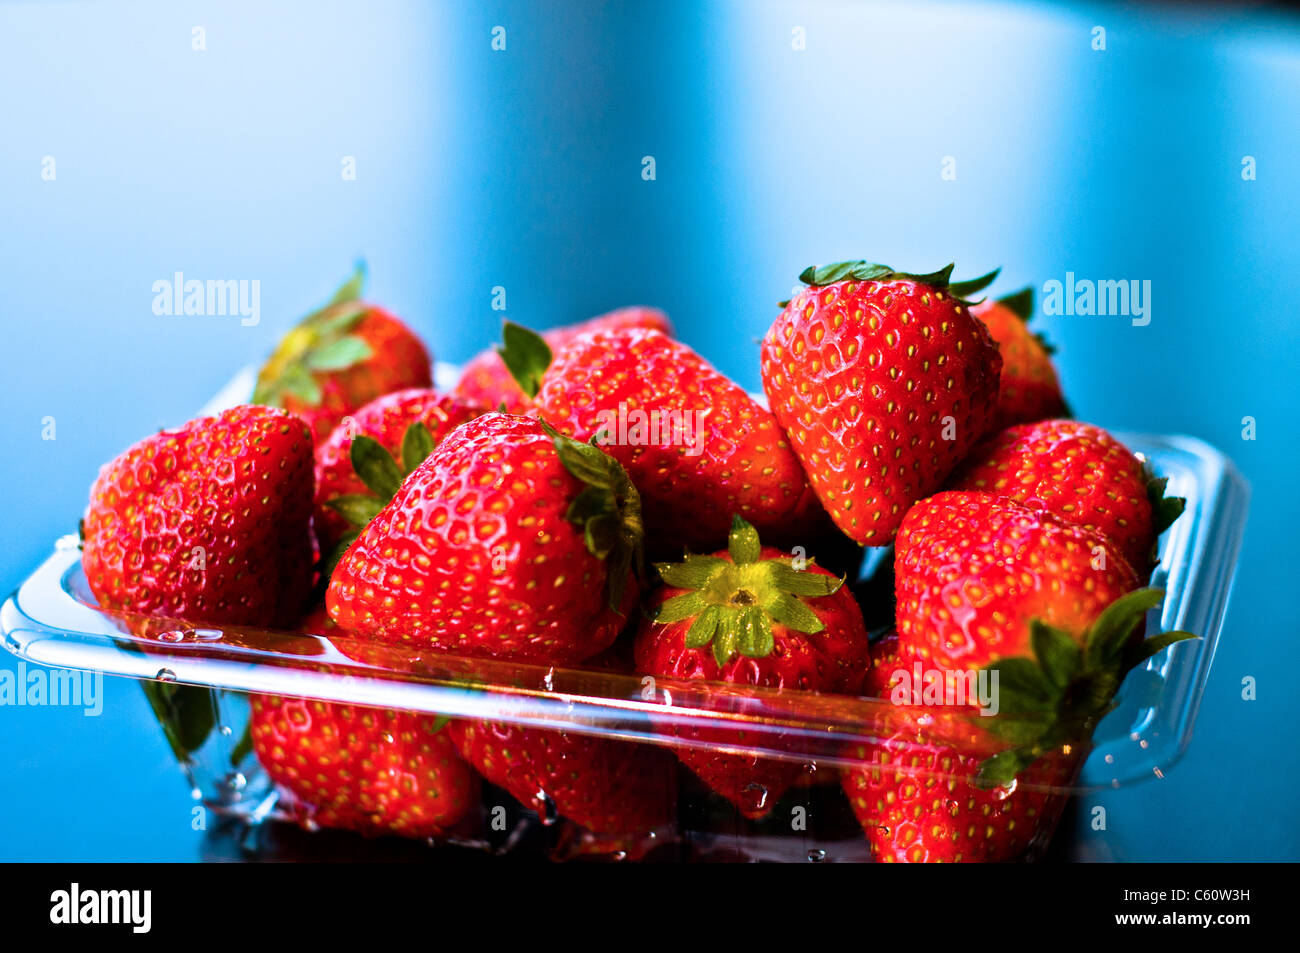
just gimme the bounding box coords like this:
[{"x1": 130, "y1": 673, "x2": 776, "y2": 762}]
[
  {"x1": 219, "y1": 725, "x2": 233, "y2": 737},
  {"x1": 230, "y1": 772, "x2": 247, "y2": 790},
  {"x1": 194, "y1": 628, "x2": 223, "y2": 642},
  {"x1": 155, "y1": 668, "x2": 177, "y2": 682},
  {"x1": 803, "y1": 763, "x2": 818, "y2": 776},
  {"x1": 542, "y1": 668, "x2": 555, "y2": 691},
  {"x1": 742, "y1": 783, "x2": 769, "y2": 813},
  {"x1": 303, "y1": 817, "x2": 320, "y2": 832},
  {"x1": 1104, "y1": 753, "x2": 1115, "y2": 764},
  {"x1": 536, "y1": 790, "x2": 559, "y2": 826},
  {"x1": 190, "y1": 787, "x2": 203, "y2": 801},
  {"x1": 807, "y1": 849, "x2": 827, "y2": 863},
  {"x1": 158, "y1": 631, "x2": 184, "y2": 644}
]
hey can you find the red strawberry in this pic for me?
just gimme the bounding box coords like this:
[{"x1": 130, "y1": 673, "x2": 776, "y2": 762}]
[
  {"x1": 447, "y1": 721, "x2": 677, "y2": 840},
  {"x1": 453, "y1": 306, "x2": 673, "y2": 413},
  {"x1": 971, "y1": 287, "x2": 1068, "y2": 431},
  {"x1": 842, "y1": 728, "x2": 1078, "y2": 863},
  {"x1": 254, "y1": 266, "x2": 432, "y2": 445},
  {"x1": 862, "y1": 631, "x2": 917, "y2": 698},
  {"x1": 760, "y1": 261, "x2": 1003, "y2": 545},
  {"x1": 82, "y1": 405, "x2": 314, "y2": 629},
  {"x1": 949, "y1": 419, "x2": 1185, "y2": 574},
  {"x1": 894, "y1": 491, "x2": 1193, "y2": 785},
  {"x1": 313, "y1": 388, "x2": 484, "y2": 556},
  {"x1": 326, "y1": 413, "x2": 642, "y2": 663},
  {"x1": 530, "y1": 326, "x2": 810, "y2": 555},
  {"x1": 841, "y1": 631, "x2": 1077, "y2": 862},
  {"x1": 634, "y1": 516, "x2": 870, "y2": 818},
  {"x1": 896, "y1": 491, "x2": 1139, "y2": 670},
  {"x1": 250, "y1": 694, "x2": 477, "y2": 839}
]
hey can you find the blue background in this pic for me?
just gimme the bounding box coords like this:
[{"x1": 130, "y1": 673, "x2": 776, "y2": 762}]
[{"x1": 1, "y1": 0, "x2": 1296, "y2": 860}]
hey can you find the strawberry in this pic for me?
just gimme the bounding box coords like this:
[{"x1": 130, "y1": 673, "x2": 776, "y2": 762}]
[
  {"x1": 251, "y1": 608, "x2": 477, "y2": 840},
  {"x1": 453, "y1": 306, "x2": 673, "y2": 413},
  {"x1": 842, "y1": 631, "x2": 1077, "y2": 862},
  {"x1": 949, "y1": 419, "x2": 1185, "y2": 574},
  {"x1": 447, "y1": 721, "x2": 678, "y2": 839},
  {"x1": 254, "y1": 266, "x2": 432, "y2": 445},
  {"x1": 971, "y1": 287, "x2": 1068, "y2": 431},
  {"x1": 326, "y1": 413, "x2": 642, "y2": 663},
  {"x1": 893, "y1": 491, "x2": 1194, "y2": 786},
  {"x1": 760, "y1": 261, "x2": 1003, "y2": 546},
  {"x1": 842, "y1": 726, "x2": 1077, "y2": 863},
  {"x1": 527, "y1": 326, "x2": 810, "y2": 555},
  {"x1": 312, "y1": 388, "x2": 484, "y2": 558},
  {"x1": 250, "y1": 694, "x2": 477, "y2": 839},
  {"x1": 634, "y1": 516, "x2": 870, "y2": 818},
  {"x1": 82, "y1": 405, "x2": 314, "y2": 630}
]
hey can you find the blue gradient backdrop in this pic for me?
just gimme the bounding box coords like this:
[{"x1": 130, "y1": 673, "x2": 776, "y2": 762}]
[{"x1": 1, "y1": 0, "x2": 1296, "y2": 860}]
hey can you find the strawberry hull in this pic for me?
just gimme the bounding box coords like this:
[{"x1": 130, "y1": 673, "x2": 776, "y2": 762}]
[{"x1": 1, "y1": 359, "x2": 1248, "y2": 861}]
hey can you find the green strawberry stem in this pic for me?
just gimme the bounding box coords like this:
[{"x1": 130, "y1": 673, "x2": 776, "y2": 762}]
[
  {"x1": 253, "y1": 263, "x2": 373, "y2": 408},
  {"x1": 796, "y1": 261, "x2": 1001, "y2": 305},
  {"x1": 997, "y1": 286, "x2": 1035, "y2": 321},
  {"x1": 141, "y1": 679, "x2": 218, "y2": 763},
  {"x1": 538, "y1": 419, "x2": 644, "y2": 613},
  {"x1": 651, "y1": 515, "x2": 843, "y2": 667},
  {"x1": 320, "y1": 421, "x2": 438, "y2": 581},
  {"x1": 976, "y1": 587, "x2": 1197, "y2": 787},
  {"x1": 498, "y1": 320, "x2": 553, "y2": 399},
  {"x1": 1145, "y1": 468, "x2": 1187, "y2": 539}
]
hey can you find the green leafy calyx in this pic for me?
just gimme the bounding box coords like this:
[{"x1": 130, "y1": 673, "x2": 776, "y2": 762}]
[
  {"x1": 794, "y1": 261, "x2": 1001, "y2": 306},
  {"x1": 976, "y1": 588, "x2": 1197, "y2": 787},
  {"x1": 539, "y1": 419, "x2": 644, "y2": 613},
  {"x1": 1145, "y1": 467, "x2": 1187, "y2": 540},
  {"x1": 498, "y1": 321, "x2": 553, "y2": 399},
  {"x1": 253, "y1": 263, "x2": 373, "y2": 408},
  {"x1": 997, "y1": 286, "x2": 1035, "y2": 321},
  {"x1": 321, "y1": 420, "x2": 439, "y2": 575},
  {"x1": 650, "y1": 515, "x2": 843, "y2": 667}
]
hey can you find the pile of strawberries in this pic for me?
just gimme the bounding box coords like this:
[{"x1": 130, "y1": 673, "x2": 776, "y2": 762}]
[{"x1": 79, "y1": 261, "x2": 1189, "y2": 862}]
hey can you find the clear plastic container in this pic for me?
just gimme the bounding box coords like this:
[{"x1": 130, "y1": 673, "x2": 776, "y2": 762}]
[{"x1": 0, "y1": 366, "x2": 1249, "y2": 861}]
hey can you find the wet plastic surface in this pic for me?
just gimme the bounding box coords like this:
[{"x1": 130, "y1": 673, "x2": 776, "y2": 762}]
[{"x1": 0, "y1": 426, "x2": 1248, "y2": 860}]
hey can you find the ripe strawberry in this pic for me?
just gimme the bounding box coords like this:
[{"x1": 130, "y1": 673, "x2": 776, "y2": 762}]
[
  {"x1": 453, "y1": 306, "x2": 673, "y2": 413},
  {"x1": 250, "y1": 694, "x2": 477, "y2": 839},
  {"x1": 761, "y1": 261, "x2": 1003, "y2": 546},
  {"x1": 313, "y1": 388, "x2": 484, "y2": 558},
  {"x1": 529, "y1": 326, "x2": 810, "y2": 555},
  {"x1": 841, "y1": 728, "x2": 1078, "y2": 863},
  {"x1": 82, "y1": 405, "x2": 314, "y2": 629},
  {"x1": 971, "y1": 287, "x2": 1068, "y2": 431},
  {"x1": 894, "y1": 491, "x2": 1193, "y2": 785},
  {"x1": 326, "y1": 413, "x2": 642, "y2": 663},
  {"x1": 949, "y1": 419, "x2": 1185, "y2": 574},
  {"x1": 447, "y1": 721, "x2": 678, "y2": 839},
  {"x1": 254, "y1": 266, "x2": 432, "y2": 445},
  {"x1": 841, "y1": 631, "x2": 1076, "y2": 862},
  {"x1": 634, "y1": 516, "x2": 870, "y2": 818}
]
